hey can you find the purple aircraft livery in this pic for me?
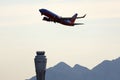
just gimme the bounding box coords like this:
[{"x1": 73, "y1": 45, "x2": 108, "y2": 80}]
[{"x1": 39, "y1": 8, "x2": 86, "y2": 26}]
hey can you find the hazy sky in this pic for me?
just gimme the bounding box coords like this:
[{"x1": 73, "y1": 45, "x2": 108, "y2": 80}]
[{"x1": 0, "y1": 0, "x2": 120, "y2": 80}]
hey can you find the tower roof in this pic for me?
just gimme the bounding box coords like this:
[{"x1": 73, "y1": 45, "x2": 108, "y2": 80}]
[{"x1": 36, "y1": 51, "x2": 45, "y2": 55}]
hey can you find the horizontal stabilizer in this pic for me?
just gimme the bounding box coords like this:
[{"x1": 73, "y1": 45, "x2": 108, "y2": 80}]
[{"x1": 74, "y1": 23, "x2": 84, "y2": 25}]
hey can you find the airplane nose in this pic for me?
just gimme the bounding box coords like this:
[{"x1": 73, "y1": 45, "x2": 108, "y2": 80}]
[
  {"x1": 39, "y1": 9, "x2": 43, "y2": 15},
  {"x1": 39, "y1": 9, "x2": 41, "y2": 12}
]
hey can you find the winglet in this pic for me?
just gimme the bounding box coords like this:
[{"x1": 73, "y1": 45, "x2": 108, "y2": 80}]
[
  {"x1": 82, "y1": 14, "x2": 86, "y2": 18},
  {"x1": 77, "y1": 14, "x2": 86, "y2": 18}
]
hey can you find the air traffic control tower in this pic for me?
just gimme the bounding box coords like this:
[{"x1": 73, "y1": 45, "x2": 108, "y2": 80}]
[{"x1": 34, "y1": 51, "x2": 47, "y2": 80}]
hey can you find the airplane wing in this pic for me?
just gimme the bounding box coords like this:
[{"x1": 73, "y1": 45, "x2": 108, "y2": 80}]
[
  {"x1": 61, "y1": 14, "x2": 86, "y2": 20},
  {"x1": 76, "y1": 14, "x2": 86, "y2": 19}
]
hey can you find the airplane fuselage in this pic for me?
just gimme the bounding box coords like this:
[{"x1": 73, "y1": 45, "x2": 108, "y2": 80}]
[{"x1": 39, "y1": 9, "x2": 85, "y2": 26}]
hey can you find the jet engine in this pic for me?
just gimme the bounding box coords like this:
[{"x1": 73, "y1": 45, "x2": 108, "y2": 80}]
[{"x1": 43, "y1": 17, "x2": 51, "y2": 21}]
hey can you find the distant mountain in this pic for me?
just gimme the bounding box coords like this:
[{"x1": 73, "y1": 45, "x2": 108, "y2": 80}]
[
  {"x1": 46, "y1": 62, "x2": 90, "y2": 80},
  {"x1": 88, "y1": 57, "x2": 120, "y2": 80},
  {"x1": 28, "y1": 57, "x2": 120, "y2": 80}
]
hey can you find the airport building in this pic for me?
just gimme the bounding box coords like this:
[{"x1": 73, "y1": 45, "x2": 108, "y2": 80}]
[{"x1": 34, "y1": 51, "x2": 47, "y2": 80}]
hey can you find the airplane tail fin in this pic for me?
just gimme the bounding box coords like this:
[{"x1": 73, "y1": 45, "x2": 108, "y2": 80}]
[{"x1": 70, "y1": 13, "x2": 78, "y2": 23}]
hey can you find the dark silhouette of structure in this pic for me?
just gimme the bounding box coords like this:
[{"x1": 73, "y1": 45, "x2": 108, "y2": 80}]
[{"x1": 34, "y1": 51, "x2": 47, "y2": 80}]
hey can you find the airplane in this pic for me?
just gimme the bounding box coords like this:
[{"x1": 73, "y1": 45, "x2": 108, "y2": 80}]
[{"x1": 39, "y1": 8, "x2": 86, "y2": 26}]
